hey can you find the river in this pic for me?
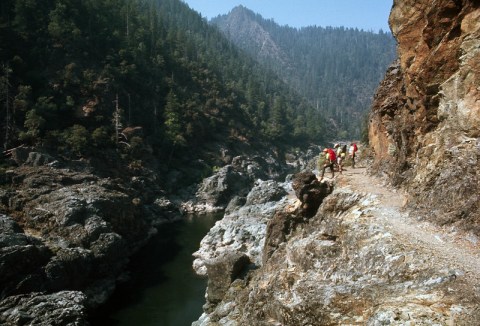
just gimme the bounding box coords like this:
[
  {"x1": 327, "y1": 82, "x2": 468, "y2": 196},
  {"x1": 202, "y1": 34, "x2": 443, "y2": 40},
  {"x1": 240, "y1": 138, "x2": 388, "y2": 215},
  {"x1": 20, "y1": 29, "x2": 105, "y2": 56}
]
[{"x1": 90, "y1": 213, "x2": 221, "y2": 326}]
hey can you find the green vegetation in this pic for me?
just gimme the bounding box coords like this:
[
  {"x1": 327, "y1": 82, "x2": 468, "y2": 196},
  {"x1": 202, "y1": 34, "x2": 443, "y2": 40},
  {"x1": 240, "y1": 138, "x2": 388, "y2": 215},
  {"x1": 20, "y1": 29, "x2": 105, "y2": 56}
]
[
  {"x1": 212, "y1": 7, "x2": 396, "y2": 139},
  {"x1": 0, "y1": 0, "x2": 327, "y2": 170}
]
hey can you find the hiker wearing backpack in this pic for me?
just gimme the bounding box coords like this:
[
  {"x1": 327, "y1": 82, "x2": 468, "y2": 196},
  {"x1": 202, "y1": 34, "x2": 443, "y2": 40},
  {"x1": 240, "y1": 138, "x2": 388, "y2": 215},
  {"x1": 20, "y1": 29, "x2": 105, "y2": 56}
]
[
  {"x1": 349, "y1": 142, "x2": 358, "y2": 168},
  {"x1": 320, "y1": 147, "x2": 336, "y2": 180},
  {"x1": 335, "y1": 143, "x2": 347, "y2": 174}
]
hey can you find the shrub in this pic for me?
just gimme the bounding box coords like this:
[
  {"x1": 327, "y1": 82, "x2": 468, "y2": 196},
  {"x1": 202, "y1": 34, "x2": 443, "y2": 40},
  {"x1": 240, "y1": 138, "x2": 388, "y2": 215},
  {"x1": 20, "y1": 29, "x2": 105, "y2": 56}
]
[{"x1": 64, "y1": 124, "x2": 89, "y2": 156}]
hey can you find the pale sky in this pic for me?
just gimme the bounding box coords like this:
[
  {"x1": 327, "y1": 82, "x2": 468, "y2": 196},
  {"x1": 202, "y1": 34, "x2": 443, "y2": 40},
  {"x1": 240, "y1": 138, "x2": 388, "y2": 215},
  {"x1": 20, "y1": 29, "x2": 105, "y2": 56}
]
[{"x1": 181, "y1": 0, "x2": 393, "y2": 32}]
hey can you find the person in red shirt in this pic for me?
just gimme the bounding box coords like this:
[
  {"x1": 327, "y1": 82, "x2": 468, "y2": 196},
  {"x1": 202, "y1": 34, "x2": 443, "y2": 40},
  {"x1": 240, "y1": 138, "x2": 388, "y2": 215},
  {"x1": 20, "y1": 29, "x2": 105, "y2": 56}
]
[{"x1": 320, "y1": 148, "x2": 336, "y2": 180}]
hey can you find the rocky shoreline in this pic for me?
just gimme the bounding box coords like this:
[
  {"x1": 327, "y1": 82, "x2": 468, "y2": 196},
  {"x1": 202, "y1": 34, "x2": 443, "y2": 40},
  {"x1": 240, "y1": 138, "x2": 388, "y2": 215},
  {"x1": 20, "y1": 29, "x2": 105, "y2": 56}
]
[{"x1": 0, "y1": 145, "x2": 312, "y2": 324}]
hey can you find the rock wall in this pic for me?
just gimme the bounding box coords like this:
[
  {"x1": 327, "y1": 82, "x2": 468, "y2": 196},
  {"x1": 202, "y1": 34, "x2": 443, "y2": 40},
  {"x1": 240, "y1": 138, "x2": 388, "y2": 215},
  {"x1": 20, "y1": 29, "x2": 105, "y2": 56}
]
[{"x1": 369, "y1": 0, "x2": 480, "y2": 234}]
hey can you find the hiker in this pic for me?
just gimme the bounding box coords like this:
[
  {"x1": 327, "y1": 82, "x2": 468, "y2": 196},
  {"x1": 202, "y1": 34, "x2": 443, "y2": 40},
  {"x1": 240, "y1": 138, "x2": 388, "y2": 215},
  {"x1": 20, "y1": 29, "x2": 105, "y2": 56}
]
[
  {"x1": 320, "y1": 147, "x2": 336, "y2": 180},
  {"x1": 349, "y1": 142, "x2": 358, "y2": 168},
  {"x1": 334, "y1": 143, "x2": 346, "y2": 174}
]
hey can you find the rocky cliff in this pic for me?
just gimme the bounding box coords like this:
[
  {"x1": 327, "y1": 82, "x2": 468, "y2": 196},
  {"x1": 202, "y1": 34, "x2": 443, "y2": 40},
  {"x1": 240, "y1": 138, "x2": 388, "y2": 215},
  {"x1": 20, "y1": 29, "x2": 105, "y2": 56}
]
[
  {"x1": 369, "y1": 0, "x2": 480, "y2": 235},
  {"x1": 0, "y1": 154, "x2": 167, "y2": 324}
]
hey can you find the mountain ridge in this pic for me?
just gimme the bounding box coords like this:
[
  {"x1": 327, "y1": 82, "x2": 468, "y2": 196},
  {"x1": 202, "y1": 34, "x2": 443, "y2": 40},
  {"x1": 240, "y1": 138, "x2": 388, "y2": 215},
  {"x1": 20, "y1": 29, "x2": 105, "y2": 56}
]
[{"x1": 211, "y1": 5, "x2": 397, "y2": 138}]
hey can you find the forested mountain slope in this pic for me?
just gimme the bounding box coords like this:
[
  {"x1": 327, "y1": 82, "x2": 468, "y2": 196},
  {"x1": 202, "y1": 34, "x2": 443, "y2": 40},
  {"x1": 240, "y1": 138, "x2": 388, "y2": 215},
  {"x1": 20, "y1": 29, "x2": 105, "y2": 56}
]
[
  {"x1": 211, "y1": 6, "x2": 397, "y2": 138},
  {"x1": 0, "y1": 0, "x2": 326, "y2": 184}
]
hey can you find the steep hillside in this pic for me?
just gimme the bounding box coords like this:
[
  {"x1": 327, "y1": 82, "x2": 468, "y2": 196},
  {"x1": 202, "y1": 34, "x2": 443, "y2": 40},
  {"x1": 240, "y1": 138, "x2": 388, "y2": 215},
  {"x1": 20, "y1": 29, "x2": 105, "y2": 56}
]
[
  {"x1": 369, "y1": 0, "x2": 479, "y2": 235},
  {"x1": 0, "y1": 1, "x2": 331, "y2": 323},
  {"x1": 0, "y1": 0, "x2": 325, "y2": 188},
  {"x1": 211, "y1": 6, "x2": 397, "y2": 138}
]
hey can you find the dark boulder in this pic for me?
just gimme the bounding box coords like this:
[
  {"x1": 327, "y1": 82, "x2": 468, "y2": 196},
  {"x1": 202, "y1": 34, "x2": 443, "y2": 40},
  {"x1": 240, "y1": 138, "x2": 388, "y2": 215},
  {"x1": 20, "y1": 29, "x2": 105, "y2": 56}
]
[
  {"x1": 292, "y1": 171, "x2": 333, "y2": 217},
  {"x1": 44, "y1": 248, "x2": 93, "y2": 291},
  {"x1": 0, "y1": 215, "x2": 52, "y2": 299},
  {"x1": 89, "y1": 233, "x2": 128, "y2": 278}
]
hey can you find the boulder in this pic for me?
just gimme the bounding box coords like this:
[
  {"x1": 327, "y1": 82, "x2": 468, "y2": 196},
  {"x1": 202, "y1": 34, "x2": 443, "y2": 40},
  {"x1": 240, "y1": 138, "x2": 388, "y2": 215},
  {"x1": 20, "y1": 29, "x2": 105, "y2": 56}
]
[
  {"x1": 188, "y1": 155, "x2": 293, "y2": 213},
  {"x1": 195, "y1": 165, "x2": 251, "y2": 210},
  {"x1": 245, "y1": 179, "x2": 287, "y2": 206},
  {"x1": 0, "y1": 215, "x2": 52, "y2": 299},
  {"x1": 291, "y1": 171, "x2": 333, "y2": 217}
]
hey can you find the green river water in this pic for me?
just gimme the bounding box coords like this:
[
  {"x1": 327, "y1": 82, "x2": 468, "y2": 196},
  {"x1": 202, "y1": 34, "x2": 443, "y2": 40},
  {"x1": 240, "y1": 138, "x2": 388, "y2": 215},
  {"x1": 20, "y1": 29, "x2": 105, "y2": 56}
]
[{"x1": 90, "y1": 213, "x2": 221, "y2": 326}]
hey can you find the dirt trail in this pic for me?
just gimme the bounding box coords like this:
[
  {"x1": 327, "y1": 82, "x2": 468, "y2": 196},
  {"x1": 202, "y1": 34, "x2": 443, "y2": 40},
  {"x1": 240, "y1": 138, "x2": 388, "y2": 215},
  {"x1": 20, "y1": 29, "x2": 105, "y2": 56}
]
[{"x1": 336, "y1": 166, "x2": 480, "y2": 287}]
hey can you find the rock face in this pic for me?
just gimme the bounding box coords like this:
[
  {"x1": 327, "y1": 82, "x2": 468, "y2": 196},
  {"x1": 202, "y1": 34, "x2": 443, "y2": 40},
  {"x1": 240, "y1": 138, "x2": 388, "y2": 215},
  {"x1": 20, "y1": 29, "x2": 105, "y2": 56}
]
[
  {"x1": 0, "y1": 291, "x2": 88, "y2": 325},
  {"x1": 193, "y1": 172, "x2": 337, "y2": 325},
  {"x1": 183, "y1": 154, "x2": 295, "y2": 213},
  {"x1": 193, "y1": 176, "x2": 480, "y2": 325},
  {"x1": 192, "y1": 179, "x2": 294, "y2": 277},
  {"x1": 0, "y1": 164, "x2": 164, "y2": 324},
  {"x1": 369, "y1": 0, "x2": 480, "y2": 235}
]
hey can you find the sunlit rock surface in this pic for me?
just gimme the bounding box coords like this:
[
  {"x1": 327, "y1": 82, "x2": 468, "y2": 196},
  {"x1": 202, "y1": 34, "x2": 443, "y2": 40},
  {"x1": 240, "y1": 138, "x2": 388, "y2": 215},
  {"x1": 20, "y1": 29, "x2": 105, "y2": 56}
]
[
  {"x1": 194, "y1": 185, "x2": 480, "y2": 325},
  {"x1": 369, "y1": 0, "x2": 480, "y2": 235},
  {"x1": 192, "y1": 179, "x2": 294, "y2": 277}
]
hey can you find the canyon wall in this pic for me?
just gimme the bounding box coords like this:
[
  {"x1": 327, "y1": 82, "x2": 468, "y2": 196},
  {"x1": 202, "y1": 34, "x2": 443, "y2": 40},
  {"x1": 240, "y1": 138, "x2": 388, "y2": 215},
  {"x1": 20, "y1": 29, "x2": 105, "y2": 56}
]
[{"x1": 369, "y1": 0, "x2": 480, "y2": 234}]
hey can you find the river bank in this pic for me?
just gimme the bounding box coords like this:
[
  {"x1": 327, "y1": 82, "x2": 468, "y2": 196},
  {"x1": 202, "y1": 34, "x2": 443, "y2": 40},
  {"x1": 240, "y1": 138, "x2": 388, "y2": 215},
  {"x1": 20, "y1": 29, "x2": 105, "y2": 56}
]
[{"x1": 90, "y1": 213, "x2": 221, "y2": 326}]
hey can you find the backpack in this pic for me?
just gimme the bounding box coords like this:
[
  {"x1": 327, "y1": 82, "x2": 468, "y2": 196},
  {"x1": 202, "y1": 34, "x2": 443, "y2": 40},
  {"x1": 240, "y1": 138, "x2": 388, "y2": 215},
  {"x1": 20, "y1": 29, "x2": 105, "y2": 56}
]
[
  {"x1": 353, "y1": 143, "x2": 358, "y2": 152},
  {"x1": 327, "y1": 148, "x2": 336, "y2": 162}
]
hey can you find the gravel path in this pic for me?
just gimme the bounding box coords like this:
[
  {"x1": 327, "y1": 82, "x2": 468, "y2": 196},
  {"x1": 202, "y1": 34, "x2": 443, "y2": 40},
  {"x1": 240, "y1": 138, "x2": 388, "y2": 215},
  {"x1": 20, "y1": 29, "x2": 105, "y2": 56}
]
[{"x1": 336, "y1": 166, "x2": 480, "y2": 288}]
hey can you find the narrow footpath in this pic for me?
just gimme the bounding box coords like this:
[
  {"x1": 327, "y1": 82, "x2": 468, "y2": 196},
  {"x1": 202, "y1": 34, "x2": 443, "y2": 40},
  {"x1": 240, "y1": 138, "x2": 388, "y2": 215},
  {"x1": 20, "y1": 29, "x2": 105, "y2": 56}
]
[{"x1": 336, "y1": 166, "x2": 480, "y2": 290}]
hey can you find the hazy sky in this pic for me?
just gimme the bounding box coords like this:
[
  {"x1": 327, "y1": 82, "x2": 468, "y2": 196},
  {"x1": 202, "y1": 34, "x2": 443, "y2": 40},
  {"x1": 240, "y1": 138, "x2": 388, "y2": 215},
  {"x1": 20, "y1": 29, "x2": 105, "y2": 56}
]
[{"x1": 181, "y1": 0, "x2": 393, "y2": 32}]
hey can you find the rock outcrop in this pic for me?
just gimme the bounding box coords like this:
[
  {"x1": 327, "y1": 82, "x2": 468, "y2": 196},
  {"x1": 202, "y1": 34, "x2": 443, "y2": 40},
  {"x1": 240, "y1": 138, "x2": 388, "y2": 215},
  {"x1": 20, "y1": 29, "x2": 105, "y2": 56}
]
[
  {"x1": 369, "y1": 0, "x2": 480, "y2": 235},
  {"x1": 192, "y1": 179, "x2": 294, "y2": 278},
  {"x1": 193, "y1": 172, "x2": 336, "y2": 325},
  {"x1": 193, "y1": 170, "x2": 480, "y2": 325},
  {"x1": 182, "y1": 154, "x2": 297, "y2": 213},
  {"x1": 0, "y1": 291, "x2": 88, "y2": 325},
  {"x1": 0, "y1": 163, "x2": 166, "y2": 324}
]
